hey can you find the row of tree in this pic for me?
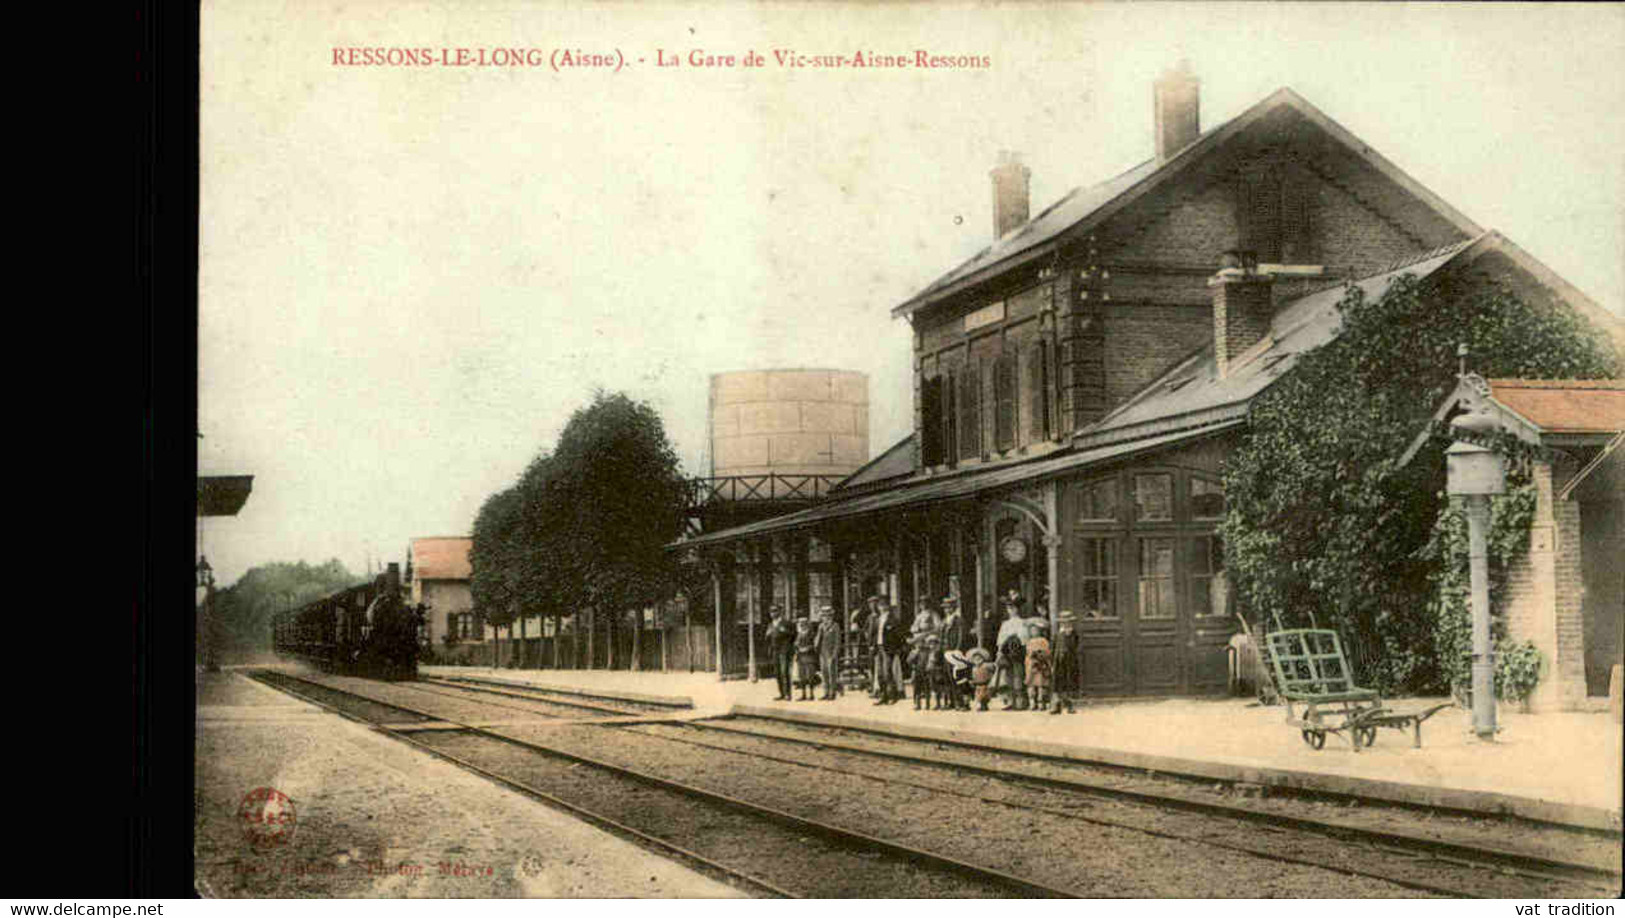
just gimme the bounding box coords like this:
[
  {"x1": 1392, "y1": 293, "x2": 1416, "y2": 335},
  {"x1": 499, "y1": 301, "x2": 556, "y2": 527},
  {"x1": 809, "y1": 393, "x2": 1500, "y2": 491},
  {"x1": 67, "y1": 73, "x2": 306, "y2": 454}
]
[{"x1": 469, "y1": 391, "x2": 698, "y2": 665}]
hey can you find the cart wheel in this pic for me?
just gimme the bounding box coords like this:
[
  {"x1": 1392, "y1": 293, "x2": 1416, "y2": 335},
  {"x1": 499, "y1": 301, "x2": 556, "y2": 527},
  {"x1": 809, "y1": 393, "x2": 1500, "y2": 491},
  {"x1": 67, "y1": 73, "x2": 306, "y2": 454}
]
[
  {"x1": 1301, "y1": 729, "x2": 1326, "y2": 750},
  {"x1": 1355, "y1": 726, "x2": 1377, "y2": 748}
]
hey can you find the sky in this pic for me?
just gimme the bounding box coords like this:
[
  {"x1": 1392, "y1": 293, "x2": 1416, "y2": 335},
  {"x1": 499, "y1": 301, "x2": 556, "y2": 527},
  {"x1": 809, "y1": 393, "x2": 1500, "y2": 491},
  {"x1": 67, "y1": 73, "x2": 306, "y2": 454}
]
[{"x1": 197, "y1": 1, "x2": 1625, "y2": 588}]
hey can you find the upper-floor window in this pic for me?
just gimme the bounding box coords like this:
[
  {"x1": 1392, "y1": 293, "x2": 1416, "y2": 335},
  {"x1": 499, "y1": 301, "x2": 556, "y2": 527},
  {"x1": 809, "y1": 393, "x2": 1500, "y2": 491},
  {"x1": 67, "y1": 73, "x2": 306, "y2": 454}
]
[
  {"x1": 921, "y1": 339, "x2": 1055, "y2": 468},
  {"x1": 1073, "y1": 469, "x2": 1224, "y2": 528},
  {"x1": 1076, "y1": 478, "x2": 1120, "y2": 523},
  {"x1": 1191, "y1": 477, "x2": 1225, "y2": 520},
  {"x1": 1238, "y1": 161, "x2": 1316, "y2": 264},
  {"x1": 1133, "y1": 473, "x2": 1175, "y2": 522}
]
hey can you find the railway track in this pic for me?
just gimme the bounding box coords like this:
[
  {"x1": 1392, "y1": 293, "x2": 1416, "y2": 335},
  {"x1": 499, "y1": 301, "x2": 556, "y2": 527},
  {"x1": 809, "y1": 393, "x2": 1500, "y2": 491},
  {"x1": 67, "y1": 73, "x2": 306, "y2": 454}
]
[
  {"x1": 418, "y1": 675, "x2": 675, "y2": 717},
  {"x1": 617, "y1": 717, "x2": 1622, "y2": 899},
  {"x1": 249, "y1": 670, "x2": 1619, "y2": 898},
  {"x1": 247, "y1": 669, "x2": 1080, "y2": 898}
]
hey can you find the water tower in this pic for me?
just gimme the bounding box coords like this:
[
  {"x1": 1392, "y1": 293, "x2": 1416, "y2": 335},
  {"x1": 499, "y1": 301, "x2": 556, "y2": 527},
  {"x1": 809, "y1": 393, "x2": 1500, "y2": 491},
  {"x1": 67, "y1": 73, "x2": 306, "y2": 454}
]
[{"x1": 696, "y1": 368, "x2": 869, "y2": 532}]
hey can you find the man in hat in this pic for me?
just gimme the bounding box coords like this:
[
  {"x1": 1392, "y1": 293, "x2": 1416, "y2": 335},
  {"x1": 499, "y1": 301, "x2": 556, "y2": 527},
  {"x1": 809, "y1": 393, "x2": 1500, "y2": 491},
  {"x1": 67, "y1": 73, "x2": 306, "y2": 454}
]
[
  {"x1": 816, "y1": 604, "x2": 843, "y2": 700},
  {"x1": 766, "y1": 605, "x2": 795, "y2": 701},
  {"x1": 859, "y1": 595, "x2": 884, "y2": 696},
  {"x1": 874, "y1": 602, "x2": 909, "y2": 704}
]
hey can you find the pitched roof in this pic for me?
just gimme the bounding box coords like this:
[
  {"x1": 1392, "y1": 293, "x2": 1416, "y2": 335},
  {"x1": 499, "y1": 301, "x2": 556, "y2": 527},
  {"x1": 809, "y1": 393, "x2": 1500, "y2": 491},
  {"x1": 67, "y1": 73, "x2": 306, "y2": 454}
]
[
  {"x1": 1076, "y1": 238, "x2": 1482, "y2": 444},
  {"x1": 1485, "y1": 379, "x2": 1625, "y2": 435},
  {"x1": 411, "y1": 536, "x2": 472, "y2": 581},
  {"x1": 832, "y1": 434, "x2": 916, "y2": 493},
  {"x1": 893, "y1": 88, "x2": 1484, "y2": 318}
]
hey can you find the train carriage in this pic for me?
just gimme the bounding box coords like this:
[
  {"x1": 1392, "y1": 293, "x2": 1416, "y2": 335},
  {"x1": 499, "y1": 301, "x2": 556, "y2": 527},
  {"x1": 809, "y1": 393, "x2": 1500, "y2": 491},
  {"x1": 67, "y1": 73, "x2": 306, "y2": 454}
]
[{"x1": 271, "y1": 562, "x2": 424, "y2": 680}]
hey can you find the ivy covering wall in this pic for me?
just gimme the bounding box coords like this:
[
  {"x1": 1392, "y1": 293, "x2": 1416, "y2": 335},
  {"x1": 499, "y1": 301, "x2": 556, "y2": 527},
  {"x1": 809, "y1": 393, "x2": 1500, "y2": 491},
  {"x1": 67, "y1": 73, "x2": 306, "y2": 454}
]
[{"x1": 1220, "y1": 273, "x2": 1618, "y2": 694}]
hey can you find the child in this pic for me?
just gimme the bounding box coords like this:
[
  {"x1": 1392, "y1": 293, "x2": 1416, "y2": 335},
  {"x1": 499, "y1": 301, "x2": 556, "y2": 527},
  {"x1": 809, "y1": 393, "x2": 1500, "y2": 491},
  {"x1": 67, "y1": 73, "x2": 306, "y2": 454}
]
[
  {"x1": 1051, "y1": 610, "x2": 1079, "y2": 714},
  {"x1": 968, "y1": 647, "x2": 995, "y2": 712},
  {"x1": 911, "y1": 633, "x2": 942, "y2": 710},
  {"x1": 1025, "y1": 632, "x2": 1052, "y2": 713},
  {"x1": 943, "y1": 648, "x2": 972, "y2": 710},
  {"x1": 794, "y1": 611, "x2": 819, "y2": 701}
]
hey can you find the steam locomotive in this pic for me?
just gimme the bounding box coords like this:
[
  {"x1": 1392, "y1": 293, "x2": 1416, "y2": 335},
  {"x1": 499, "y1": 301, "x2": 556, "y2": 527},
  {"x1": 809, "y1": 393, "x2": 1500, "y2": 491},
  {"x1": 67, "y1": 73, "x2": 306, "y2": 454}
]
[{"x1": 271, "y1": 562, "x2": 424, "y2": 680}]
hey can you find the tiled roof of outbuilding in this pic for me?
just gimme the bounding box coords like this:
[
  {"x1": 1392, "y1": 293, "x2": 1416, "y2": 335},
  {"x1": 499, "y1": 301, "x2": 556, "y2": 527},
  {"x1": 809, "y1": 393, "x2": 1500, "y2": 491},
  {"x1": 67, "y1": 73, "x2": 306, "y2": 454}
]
[
  {"x1": 1486, "y1": 379, "x2": 1625, "y2": 434},
  {"x1": 411, "y1": 537, "x2": 472, "y2": 581}
]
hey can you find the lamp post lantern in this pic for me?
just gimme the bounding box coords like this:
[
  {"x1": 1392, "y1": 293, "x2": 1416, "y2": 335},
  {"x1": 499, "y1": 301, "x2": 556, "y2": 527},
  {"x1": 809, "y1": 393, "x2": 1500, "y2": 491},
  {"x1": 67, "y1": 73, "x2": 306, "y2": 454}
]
[{"x1": 1446, "y1": 409, "x2": 1505, "y2": 741}]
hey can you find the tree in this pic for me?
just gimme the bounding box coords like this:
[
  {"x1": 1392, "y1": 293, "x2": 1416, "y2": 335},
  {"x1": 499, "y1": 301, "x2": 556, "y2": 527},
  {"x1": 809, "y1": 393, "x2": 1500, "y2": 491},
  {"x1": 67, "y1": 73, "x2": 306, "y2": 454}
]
[
  {"x1": 1221, "y1": 274, "x2": 1618, "y2": 693},
  {"x1": 548, "y1": 391, "x2": 691, "y2": 659},
  {"x1": 468, "y1": 392, "x2": 688, "y2": 670},
  {"x1": 470, "y1": 486, "x2": 523, "y2": 663}
]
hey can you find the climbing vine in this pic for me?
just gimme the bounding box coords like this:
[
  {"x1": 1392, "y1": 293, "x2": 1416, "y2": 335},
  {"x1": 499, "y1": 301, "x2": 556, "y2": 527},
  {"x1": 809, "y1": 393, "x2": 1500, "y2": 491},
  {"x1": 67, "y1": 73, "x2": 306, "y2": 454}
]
[
  {"x1": 1221, "y1": 273, "x2": 1618, "y2": 694},
  {"x1": 1418, "y1": 480, "x2": 1544, "y2": 704}
]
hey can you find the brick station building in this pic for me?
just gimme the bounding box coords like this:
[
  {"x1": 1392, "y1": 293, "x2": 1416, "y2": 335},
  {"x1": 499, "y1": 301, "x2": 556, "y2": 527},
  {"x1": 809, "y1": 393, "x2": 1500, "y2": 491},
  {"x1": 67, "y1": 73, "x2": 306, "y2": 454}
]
[{"x1": 682, "y1": 65, "x2": 1625, "y2": 698}]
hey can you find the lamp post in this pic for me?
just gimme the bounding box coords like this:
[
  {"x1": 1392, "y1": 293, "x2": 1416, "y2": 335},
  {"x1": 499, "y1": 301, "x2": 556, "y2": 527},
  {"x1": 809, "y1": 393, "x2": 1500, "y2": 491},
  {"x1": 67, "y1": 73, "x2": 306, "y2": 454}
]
[
  {"x1": 196, "y1": 555, "x2": 217, "y2": 673},
  {"x1": 1446, "y1": 409, "x2": 1505, "y2": 741}
]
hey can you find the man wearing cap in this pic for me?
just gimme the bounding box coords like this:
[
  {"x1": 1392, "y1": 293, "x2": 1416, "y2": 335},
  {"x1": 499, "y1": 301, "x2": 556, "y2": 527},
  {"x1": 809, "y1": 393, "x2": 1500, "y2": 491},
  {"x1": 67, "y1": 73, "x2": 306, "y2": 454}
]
[
  {"x1": 766, "y1": 605, "x2": 795, "y2": 701},
  {"x1": 859, "y1": 595, "x2": 884, "y2": 696},
  {"x1": 816, "y1": 605, "x2": 843, "y2": 700}
]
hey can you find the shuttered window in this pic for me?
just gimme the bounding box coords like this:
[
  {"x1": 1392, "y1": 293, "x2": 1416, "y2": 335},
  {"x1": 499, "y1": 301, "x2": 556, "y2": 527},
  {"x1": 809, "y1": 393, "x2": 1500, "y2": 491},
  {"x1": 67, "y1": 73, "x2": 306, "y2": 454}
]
[
  {"x1": 1278, "y1": 162, "x2": 1315, "y2": 264},
  {"x1": 1026, "y1": 341, "x2": 1052, "y2": 443},
  {"x1": 920, "y1": 375, "x2": 943, "y2": 467},
  {"x1": 941, "y1": 370, "x2": 959, "y2": 466},
  {"x1": 994, "y1": 352, "x2": 1017, "y2": 452},
  {"x1": 958, "y1": 359, "x2": 981, "y2": 459},
  {"x1": 1239, "y1": 161, "x2": 1315, "y2": 264},
  {"x1": 1238, "y1": 165, "x2": 1282, "y2": 263}
]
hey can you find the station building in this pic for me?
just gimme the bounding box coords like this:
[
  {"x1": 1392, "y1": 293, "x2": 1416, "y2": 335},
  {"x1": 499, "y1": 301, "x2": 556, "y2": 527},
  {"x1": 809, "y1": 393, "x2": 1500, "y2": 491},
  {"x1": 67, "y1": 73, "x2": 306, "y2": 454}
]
[{"x1": 682, "y1": 65, "x2": 1625, "y2": 701}]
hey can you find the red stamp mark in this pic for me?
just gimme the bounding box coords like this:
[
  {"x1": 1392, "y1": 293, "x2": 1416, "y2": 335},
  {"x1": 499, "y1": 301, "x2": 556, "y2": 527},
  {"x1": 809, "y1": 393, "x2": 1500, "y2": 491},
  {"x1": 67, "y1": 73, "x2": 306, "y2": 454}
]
[{"x1": 238, "y1": 787, "x2": 298, "y2": 850}]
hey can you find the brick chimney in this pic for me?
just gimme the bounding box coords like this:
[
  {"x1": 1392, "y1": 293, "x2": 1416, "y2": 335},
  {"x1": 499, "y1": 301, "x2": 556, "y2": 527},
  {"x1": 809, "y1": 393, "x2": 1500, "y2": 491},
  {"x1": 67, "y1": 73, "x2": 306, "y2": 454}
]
[
  {"x1": 1154, "y1": 60, "x2": 1200, "y2": 161},
  {"x1": 989, "y1": 150, "x2": 1030, "y2": 239},
  {"x1": 1209, "y1": 250, "x2": 1275, "y2": 378}
]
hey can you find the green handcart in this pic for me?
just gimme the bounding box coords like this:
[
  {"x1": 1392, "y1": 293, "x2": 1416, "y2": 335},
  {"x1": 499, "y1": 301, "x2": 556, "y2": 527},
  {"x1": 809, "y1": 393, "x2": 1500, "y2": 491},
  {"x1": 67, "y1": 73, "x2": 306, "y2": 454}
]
[{"x1": 1262, "y1": 628, "x2": 1451, "y2": 752}]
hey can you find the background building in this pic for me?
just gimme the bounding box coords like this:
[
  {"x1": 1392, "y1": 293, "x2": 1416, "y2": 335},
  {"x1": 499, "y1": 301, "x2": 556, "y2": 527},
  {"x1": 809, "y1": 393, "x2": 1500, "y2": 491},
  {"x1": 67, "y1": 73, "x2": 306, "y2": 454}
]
[{"x1": 410, "y1": 536, "x2": 478, "y2": 663}]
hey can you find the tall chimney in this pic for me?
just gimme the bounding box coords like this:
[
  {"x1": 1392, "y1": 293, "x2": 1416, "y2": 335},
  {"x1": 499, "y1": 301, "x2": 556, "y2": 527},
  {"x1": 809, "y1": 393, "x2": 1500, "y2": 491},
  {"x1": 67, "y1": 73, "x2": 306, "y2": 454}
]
[
  {"x1": 1154, "y1": 60, "x2": 1200, "y2": 161},
  {"x1": 1208, "y1": 250, "x2": 1275, "y2": 378},
  {"x1": 989, "y1": 150, "x2": 1030, "y2": 239}
]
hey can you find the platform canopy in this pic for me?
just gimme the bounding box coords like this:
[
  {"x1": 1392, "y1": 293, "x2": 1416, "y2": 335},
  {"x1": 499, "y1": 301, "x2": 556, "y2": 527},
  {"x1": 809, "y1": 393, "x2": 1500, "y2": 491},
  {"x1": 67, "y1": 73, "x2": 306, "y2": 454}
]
[{"x1": 197, "y1": 475, "x2": 254, "y2": 517}]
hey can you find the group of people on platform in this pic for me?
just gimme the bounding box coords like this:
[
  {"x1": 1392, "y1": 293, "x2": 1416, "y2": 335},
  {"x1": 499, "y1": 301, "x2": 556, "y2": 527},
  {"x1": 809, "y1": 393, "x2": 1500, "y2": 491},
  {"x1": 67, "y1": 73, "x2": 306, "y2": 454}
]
[{"x1": 764, "y1": 591, "x2": 1080, "y2": 714}]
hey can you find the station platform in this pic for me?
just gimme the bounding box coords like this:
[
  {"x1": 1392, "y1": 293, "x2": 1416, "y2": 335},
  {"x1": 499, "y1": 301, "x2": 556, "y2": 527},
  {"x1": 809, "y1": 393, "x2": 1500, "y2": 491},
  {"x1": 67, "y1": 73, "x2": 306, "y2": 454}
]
[
  {"x1": 425, "y1": 665, "x2": 1624, "y2": 833},
  {"x1": 195, "y1": 669, "x2": 745, "y2": 898}
]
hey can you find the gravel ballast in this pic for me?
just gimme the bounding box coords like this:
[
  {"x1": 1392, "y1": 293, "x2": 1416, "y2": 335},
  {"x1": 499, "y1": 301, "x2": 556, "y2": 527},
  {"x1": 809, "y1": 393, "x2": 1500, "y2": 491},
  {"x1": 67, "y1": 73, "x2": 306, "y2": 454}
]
[{"x1": 195, "y1": 672, "x2": 744, "y2": 898}]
